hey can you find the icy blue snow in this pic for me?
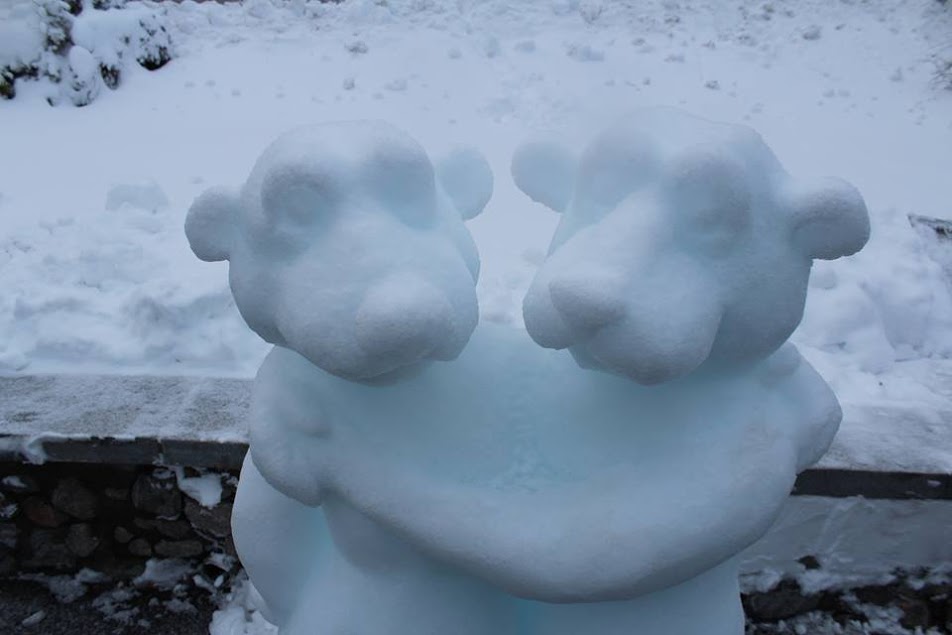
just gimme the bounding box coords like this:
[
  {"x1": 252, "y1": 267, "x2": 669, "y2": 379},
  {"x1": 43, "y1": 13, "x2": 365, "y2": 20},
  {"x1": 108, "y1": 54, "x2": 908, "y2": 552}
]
[{"x1": 186, "y1": 111, "x2": 869, "y2": 635}]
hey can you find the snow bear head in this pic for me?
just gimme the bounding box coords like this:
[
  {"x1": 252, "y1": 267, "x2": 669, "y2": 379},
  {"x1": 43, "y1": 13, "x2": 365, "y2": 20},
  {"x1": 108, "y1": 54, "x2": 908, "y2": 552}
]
[
  {"x1": 513, "y1": 108, "x2": 869, "y2": 384},
  {"x1": 186, "y1": 121, "x2": 492, "y2": 380}
]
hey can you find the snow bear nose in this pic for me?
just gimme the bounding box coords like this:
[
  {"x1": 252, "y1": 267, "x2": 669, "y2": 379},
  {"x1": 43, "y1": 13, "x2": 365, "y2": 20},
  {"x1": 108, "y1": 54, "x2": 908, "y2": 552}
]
[
  {"x1": 355, "y1": 274, "x2": 458, "y2": 364},
  {"x1": 548, "y1": 270, "x2": 626, "y2": 335}
]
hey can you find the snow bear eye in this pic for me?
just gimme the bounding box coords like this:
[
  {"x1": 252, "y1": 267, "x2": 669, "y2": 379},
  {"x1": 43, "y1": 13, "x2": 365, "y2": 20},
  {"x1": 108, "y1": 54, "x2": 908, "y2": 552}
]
[
  {"x1": 665, "y1": 150, "x2": 750, "y2": 251},
  {"x1": 364, "y1": 140, "x2": 438, "y2": 226},
  {"x1": 574, "y1": 129, "x2": 658, "y2": 217},
  {"x1": 259, "y1": 164, "x2": 340, "y2": 229}
]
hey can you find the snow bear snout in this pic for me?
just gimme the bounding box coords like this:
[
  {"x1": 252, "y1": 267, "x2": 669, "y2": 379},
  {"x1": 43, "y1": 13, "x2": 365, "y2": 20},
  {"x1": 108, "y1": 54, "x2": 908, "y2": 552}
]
[
  {"x1": 355, "y1": 273, "x2": 470, "y2": 367},
  {"x1": 547, "y1": 269, "x2": 627, "y2": 335}
]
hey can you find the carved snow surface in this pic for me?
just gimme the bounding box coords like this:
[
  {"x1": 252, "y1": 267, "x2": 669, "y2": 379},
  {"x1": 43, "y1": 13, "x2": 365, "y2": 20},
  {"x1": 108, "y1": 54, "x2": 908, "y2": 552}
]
[
  {"x1": 238, "y1": 328, "x2": 841, "y2": 634},
  {"x1": 514, "y1": 107, "x2": 870, "y2": 385},
  {"x1": 186, "y1": 114, "x2": 865, "y2": 635},
  {"x1": 185, "y1": 120, "x2": 491, "y2": 381}
]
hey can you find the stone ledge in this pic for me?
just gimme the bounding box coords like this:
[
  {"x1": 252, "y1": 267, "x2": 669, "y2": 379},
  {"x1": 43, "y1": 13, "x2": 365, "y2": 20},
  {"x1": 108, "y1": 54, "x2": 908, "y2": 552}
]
[
  {"x1": 2, "y1": 374, "x2": 950, "y2": 500},
  {"x1": 0, "y1": 435, "x2": 248, "y2": 471},
  {"x1": 0, "y1": 374, "x2": 250, "y2": 442},
  {"x1": 793, "y1": 468, "x2": 952, "y2": 501}
]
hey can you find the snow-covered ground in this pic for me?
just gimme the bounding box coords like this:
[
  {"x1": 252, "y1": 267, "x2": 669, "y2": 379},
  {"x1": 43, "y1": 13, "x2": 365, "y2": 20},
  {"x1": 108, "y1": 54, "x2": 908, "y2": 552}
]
[{"x1": 1, "y1": 0, "x2": 952, "y2": 416}]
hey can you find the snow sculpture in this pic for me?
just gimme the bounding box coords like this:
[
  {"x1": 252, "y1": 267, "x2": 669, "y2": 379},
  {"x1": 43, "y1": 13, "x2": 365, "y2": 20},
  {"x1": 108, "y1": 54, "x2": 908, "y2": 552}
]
[
  {"x1": 513, "y1": 108, "x2": 870, "y2": 385},
  {"x1": 185, "y1": 121, "x2": 488, "y2": 383},
  {"x1": 186, "y1": 112, "x2": 869, "y2": 635}
]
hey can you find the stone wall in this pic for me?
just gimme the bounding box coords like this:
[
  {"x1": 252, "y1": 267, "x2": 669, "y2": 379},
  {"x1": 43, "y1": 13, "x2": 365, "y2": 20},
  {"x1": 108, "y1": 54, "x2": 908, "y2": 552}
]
[
  {"x1": 0, "y1": 461, "x2": 237, "y2": 583},
  {"x1": 744, "y1": 572, "x2": 952, "y2": 634},
  {"x1": 1, "y1": 459, "x2": 949, "y2": 635}
]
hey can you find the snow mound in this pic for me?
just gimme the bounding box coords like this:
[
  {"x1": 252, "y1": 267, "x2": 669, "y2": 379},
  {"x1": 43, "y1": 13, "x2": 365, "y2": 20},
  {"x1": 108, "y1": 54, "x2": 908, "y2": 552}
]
[
  {"x1": 66, "y1": 45, "x2": 102, "y2": 106},
  {"x1": 514, "y1": 107, "x2": 869, "y2": 384},
  {"x1": 796, "y1": 209, "x2": 952, "y2": 374},
  {"x1": 0, "y1": 181, "x2": 264, "y2": 375},
  {"x1": 106, "y1": 181, "x2": 170, "y2": 212},
  {"x1": 185, "y1": 120, "x2": 492, "y2": 381}
]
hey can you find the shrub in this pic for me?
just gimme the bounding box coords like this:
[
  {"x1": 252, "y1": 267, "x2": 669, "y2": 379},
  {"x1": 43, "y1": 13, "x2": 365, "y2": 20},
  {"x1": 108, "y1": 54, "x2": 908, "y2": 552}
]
[
  {"x1": 0, "y1": 0, "x2": 173, "y2": 106},
  {"x1": 935, "y1": 54, "x2": 952, "y2": 91}
]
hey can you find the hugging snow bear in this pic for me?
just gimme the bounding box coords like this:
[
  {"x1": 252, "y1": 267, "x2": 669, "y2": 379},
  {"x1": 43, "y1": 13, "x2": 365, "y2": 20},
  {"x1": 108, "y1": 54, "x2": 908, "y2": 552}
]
[{"x1": 186, "y1": 110, "x2": 868, "y2": 635}]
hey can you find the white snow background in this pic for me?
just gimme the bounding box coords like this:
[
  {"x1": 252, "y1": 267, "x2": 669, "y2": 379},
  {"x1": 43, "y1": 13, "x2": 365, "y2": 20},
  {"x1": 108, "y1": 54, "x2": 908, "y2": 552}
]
[{"x1": 1, "y1": 0, "x2": 951, "y2": 425}]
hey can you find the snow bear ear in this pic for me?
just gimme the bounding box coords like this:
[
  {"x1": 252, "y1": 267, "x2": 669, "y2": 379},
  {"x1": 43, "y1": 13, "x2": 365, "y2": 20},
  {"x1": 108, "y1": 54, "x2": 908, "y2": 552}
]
[
  {"x1": 787, "y1": 177, "x2": 870, "y2": 260},
  {"x1": 436, "y1": 146, "x2": 494, "y2": 221},
  {"x1": 185, "y1": 186, "x2": 240, "y2": 262},
  {"x1": 511, "y1": 139, "x2": 577, "y2": 213}
]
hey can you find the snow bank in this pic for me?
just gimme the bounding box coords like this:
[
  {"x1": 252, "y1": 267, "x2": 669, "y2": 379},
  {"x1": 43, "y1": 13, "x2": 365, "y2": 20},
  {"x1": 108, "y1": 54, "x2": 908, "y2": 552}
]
[
  {"x1": 0, "y1": 181, "x2": 266, "y2": 375},
  {"x1": 796, "y1": 208, "x2": 952, "y2": 371}
]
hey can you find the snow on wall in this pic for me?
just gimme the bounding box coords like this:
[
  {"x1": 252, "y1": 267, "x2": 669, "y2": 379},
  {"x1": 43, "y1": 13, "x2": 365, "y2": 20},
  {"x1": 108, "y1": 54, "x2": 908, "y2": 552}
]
[{"x1": 740, "y1": 495, "x2": 952, "y2": 593}]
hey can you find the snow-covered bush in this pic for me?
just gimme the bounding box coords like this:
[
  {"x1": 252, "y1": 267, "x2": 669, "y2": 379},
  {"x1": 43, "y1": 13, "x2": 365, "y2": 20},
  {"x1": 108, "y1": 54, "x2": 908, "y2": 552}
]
[
  {"x1": 935, "y1": 53, "x2": 952, "y2": 91},
  {"x1": 0, "y1": 0, "x2": 172, "y2": 106},
  {"x1": 0, "y1": 0, "x2": 43, "y2": 98}
]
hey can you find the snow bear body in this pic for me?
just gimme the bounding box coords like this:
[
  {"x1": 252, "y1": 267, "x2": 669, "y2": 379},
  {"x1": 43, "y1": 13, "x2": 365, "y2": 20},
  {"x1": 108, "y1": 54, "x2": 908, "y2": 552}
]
[
  {"x1": 188, "y1": 113, "x2": 868, "y2": 634},
  {"x1": 235, "y1": 326, "x2": 839, "y2": 634}
]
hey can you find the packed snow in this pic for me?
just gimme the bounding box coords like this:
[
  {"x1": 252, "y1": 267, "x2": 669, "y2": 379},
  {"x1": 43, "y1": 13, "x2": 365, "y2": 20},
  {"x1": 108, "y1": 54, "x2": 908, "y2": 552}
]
[
  {"x1": 235, "y1": 329, "x2": 844, "y2": 633},
  {"x1": 174, "y1": 467, "x2": 223, "y2": 507},
  {"x1": 516, "y1": 108, "x2": 868, "y2": 384},
  {"x1": 185, "y1": 120, "x2": 489, "y2": 380},
  {"x1": 193, "y1": 112, "x2": 852, "y2": 633},
  {"x1": 210, "y1": 574, "x2": 277, "y2": 635}
]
